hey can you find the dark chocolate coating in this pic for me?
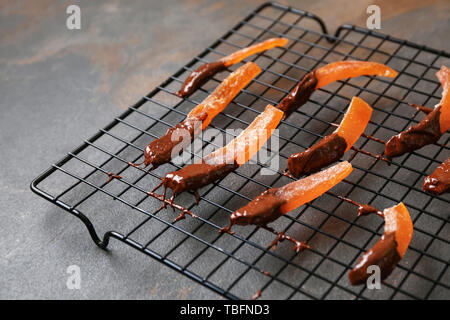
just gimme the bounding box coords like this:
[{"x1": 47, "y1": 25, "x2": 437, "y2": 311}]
[
  {"x1": 163, "y1": 158, "x2": 238, "y2": 195},
  {"x1": 277, "y1": 71, "x2": 317, "y2": 119},
  {"x1": 177, "y1": 61, "x2": 227, "y2": 97},
  {"x1": 358, "y1": 204, "x2": 382, "y2": 217},
  {"x1": 349, "y1": 232, "x2": 401, "y2": 285},
  {"x1": 385, "y1": 106, "x2": 442, "y2": 159},
  {"x1": 288, "y1": 132, "x2": 347, "y2": 178},
  {"x1": 229, "y1": 188, "x2": 286, "y2": 227},
  {"x1": 423, "y1": 157, "x2": 450, "y2": 195},
  {"x1": 142, "y1": 113, "x2": 206, "y2": 170}
]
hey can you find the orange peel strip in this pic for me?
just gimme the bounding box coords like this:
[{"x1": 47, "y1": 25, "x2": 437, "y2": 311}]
[
  {"x1": 315, "y1": 60, "x2": 398, "y2": 89},
  {"x1": 279, "y1": 161, "x2": 353, "y2": 213},
  {"x1": 187, "y1": 61, "x2": 261, "y2": 130},
  {"x1": 436, "y1": 65, "x2": 450, "y2": 133},
  {"x1": 220, "y1": 38, "x2": 289, "y2": 66},
  {"x1": 336, "y1": 96, "x2": 373, "y2": 152},
  {"x1": 209, "y1": 104, "x2": 284, "y2": 166},
  {"x1": 349, "y1": 202, "x2": 413, "y2": 285}
]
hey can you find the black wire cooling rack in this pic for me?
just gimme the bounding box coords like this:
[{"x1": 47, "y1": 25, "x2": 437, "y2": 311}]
[{"x1": 31, "y1": 2, "x2": 450, "y2": 300}]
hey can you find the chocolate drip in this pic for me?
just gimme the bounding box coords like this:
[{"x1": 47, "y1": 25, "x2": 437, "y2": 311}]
[
  {"x1": 349, "y1": 232, "x2": 401, "y2": 285},
  {"x1": 131, "y1": 113, "x2": 206, "y2": 171},
  {"x1": 385, "y1": 106, "x2": 442, "y2": 159},
  {"x1": 162, "y1": 157, "x2": 238, "y2": 202},
  {"x1": 361, "y1": 133, "x2": 386, "y2": 145},
  {"x1": 177, "y1": 61, "x2": 227, "y2": 97},
  {"x1": 288, "y1": 132, "x2": 347, "y2": 178},
  {"x1": 357, "y1": 204, "x2": 382, "y2": 217},
  {"x1": 336, "y1": 195, "x2": 384, "y2": 218},
  {"x1": 423, "y1": 157, "x2": 450, "y2": 195},
  {"x1": 277, "y1": 71, "x2": 317, "y2": 119}
]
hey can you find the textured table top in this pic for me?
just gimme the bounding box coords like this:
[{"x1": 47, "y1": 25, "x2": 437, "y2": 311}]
[{"x1": 1, "y1": 0, "x2": 449, "y2": 299}]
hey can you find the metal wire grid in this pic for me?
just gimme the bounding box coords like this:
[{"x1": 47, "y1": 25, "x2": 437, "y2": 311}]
[{"x1": 31, "y1": 2, "x2": 450, "y2": 300}]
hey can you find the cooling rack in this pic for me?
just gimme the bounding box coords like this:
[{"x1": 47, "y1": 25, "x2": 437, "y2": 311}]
[{"x1": 31, "y1": 2, "x2": 450, "y2": 300}]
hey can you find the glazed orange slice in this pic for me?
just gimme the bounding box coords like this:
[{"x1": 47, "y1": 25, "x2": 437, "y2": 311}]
[
  {"x1": 315, "y1": 60, "x2": 398, "y2": 89},
  {"x1": 221, "y1": 38, "x2": 289, "y2": 66},
  {"x1": 336, "y1": 96, "x2": 373, "y2": 152},
  {"x1": 279, "y1": 161, "x2": 353, "y2": 213},
  {"x1": 209, "y1": 104, "x2": 284, "y2": 166},
  {"x1": 188, "y1": 61, "x2": 261, "y2": 130},
  {"x1": 436, "y1": 65, "x2": 450, "y2": 133}
]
